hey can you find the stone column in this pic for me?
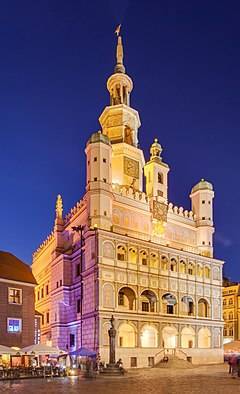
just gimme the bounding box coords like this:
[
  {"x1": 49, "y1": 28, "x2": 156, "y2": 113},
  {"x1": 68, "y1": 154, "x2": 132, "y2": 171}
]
[{"x1": 108, "y1": 315, "x2": 116, "y2": 365}]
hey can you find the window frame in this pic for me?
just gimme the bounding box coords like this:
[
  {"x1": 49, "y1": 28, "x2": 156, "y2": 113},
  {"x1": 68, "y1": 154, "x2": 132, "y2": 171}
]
[
  {"x1": 8, "y1": 288, "x2": 22, "y2": 305},
  {"x1": 7, "y1": 317, "x2": 22, "y2": 333}
]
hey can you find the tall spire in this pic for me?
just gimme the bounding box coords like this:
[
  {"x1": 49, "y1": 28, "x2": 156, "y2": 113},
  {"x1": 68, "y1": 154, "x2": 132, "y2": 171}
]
[
  {"x1": 114, "y1": 35, "x2": 125, "y2": 74},
  {"x1": 55, "y1": 194, "x2": 63, "y2": 220}
]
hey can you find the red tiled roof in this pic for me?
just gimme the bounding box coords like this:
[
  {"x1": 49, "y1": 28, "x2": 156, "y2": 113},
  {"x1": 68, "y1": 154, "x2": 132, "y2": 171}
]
[{"x1": 0, "y1": 251, "x2": 37, "y2": 285}]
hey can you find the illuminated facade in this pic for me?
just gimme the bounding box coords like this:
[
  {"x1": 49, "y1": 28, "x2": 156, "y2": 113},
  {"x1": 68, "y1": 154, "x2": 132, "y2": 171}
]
[
  {"x1": 223, "y1": 284, "x2": 240, "y2": 343},
  {"x1": 32, "y1": 35, "x2": 224, "y2": 367}
]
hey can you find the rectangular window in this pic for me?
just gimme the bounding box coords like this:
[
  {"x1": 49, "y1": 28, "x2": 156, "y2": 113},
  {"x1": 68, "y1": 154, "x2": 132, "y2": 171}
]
[
  {"x1": 157, "y1": 190, "x2": 163, "y2": 197},
  {"x1": 60, "y1": 279, "x2": 62, "y2": 287},
  {"x1": 103, "y1": 158, "x2": 106, "y2": 163},
  {"x1": 8, "y1": 288, "x2": 22, "y2": 304},
  {"x1": 130, "y1": 357, "x2": 137, "y2": 367},
  {"x1": 41, "y1": 288, "x2": 44, "y2": 298},
  {"x1": 42, "y1": 315, "x2": 44, "y2": 325},
  {"x1": 37, "y1": 291, "x2": 40, "y2": 301},
  {"x1": 103, "y1": 178, "x2": 107, "y2": 183},
  {"x1": 94, "y1": 177, "x2": 97, "y2": 181},
  {"x1": 46, "y1": 285, "x2": 49, "y2": 295},
  {"x1": 76, "y1": 263, "x2": 80, "y2": 277},
  {"x1": 94, "y1": 157, "x2": 97, "y2": 162},
  {"x1": 119, "y1": 337, "x2": 123, "y2": 347},
  {"x1": 202, "y1": 200, "x2": 205, "y2": 204},
  {"x1": 77, "y1": 299, "x2": 81, "y2": 314},
  {"x1": 142, "y1": 258, "x2": 147, "y2": 266},
  {"x1": 142, "y1": 302, "x2": 149, "y2": 312},
  {"x1": 70, "y1": 334, "x2": 75, "y2": 347},
  {"x1": 56, "y1": 281, "x2": 59, "y2": 288},
  {"x1": 148, "y1": 357, "x2": 154, "y2": 367},
  {"x1": 167, "y1": 305, "x2": 174, "y2": 314},
  {"x1": 46, "y1": 312, "x2": 49, "y2": 324},
  {"x1": 7, "y1": 318, "x2": 22, "y2": 333},
  {"x1": 118, "y1": 291, "x2": 124, "y2": 306}
]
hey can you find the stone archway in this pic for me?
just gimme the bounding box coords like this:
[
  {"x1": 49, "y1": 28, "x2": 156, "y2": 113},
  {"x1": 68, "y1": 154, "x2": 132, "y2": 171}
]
[{"x1": 162, "y1": 326, "x2": 178, "y2": 349}]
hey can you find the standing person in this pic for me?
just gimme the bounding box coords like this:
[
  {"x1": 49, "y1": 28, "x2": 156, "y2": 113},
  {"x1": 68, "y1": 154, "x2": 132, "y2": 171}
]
[
  {"x1": 230, "y1": 354, "x2": 238, "y2": 377},
  {"x1": 237, "y1": 355, "x2": 240, "y2": 378}
]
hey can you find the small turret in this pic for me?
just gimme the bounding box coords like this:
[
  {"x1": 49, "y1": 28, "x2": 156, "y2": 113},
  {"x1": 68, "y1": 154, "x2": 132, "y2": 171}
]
[
  {"x1": 190, "y1": 179, "x2": 215, "y2": 257},
  {"x1": 85, "y1": 131, "x2": 113, "y2": 230},
  {"x1": 144, "y1": 138, "x2": 169, "y2": 203}
]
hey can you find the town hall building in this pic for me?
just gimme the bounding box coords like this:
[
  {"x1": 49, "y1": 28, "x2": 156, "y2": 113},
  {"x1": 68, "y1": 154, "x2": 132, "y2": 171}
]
[{"x1": 32, "y1": 34, "x2": 224, "y2": 367}]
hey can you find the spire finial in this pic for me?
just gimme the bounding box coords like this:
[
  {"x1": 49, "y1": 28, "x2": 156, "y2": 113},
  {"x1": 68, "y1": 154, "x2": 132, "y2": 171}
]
[
  {"x1": 56, "y1": 194, "x2": 63, "y2": 220},
  {"x1": 114, "y1": 25, "x2": 125, "y2": 74}
]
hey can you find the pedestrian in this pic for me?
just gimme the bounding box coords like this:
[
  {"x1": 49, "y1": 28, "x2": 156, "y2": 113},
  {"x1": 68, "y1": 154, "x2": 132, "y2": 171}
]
[{"x1": 230, "y1": 354, "x2": 238, "y2": 377}]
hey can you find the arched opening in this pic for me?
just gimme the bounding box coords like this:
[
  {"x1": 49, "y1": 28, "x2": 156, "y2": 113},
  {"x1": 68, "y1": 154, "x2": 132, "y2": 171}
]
[
  {"x1": 102, "y1": 283, "x2": 115, "y2": 308},
  {"x1": 198, "y1": 298, "x2": 209, "y2": 318},
  {"x1": 129, "y1": 247, "x2": 137, "y2": 264},
  {"x1": 118, "y1": 323, "x2": 136, "y2": 348},
  {"x1": 158, "y1": 172, "x2": 163, "y2": 184},
  {"x1": 117, "y1": 245, "x2": 127, "y2": 261},
  {"x1": 197, "y1": 264, "x2": 203, "y2": 277},
  {"x1": 181, "y1": 296, "x2": 194, "y2": 316},
  {"x1": 140, "y1": 325, "x2": 158, "y2": 348},
  {"x1": 213, "y1": 267, "x2": 220, "y2": 280},
  {"x1": 204, "y1": 266, "x2": 211, "y2": 279},
  {"x1": 140, "y1": 250, "x2": 148, "y2": 266},
  {"x1": 180, "y1": 260, "x2": 186, "y2": 274},
  {"x1": 162, "y1": 293, "x2": 177, "y2": 314},
  {"x1": 181, "y1": 327, "x2": 195, "y2": 348},
  {"x1": 118, "y1": 287, "x2": 136, "y2": 310},
  {"x1": 162, "y1": 326, "x2": 178, "y2": 349},
  {"x1": 103, "y1": 241, "x2": 115, "y2": 259},
  {"x1": 161, "y1": 256, "x2": 168, "y2": 271},
  {"x1": 198, "y1": 327, "x2": 211, "y2": 348},
  {"x1": 141, "y1": 290, "x2": 157, "y2": 312},
  {"x1": 170, "y1": 258, "x2": 177, "y2": 272},
  {"x1": 188, "y1": 262, "x2": 195, "y2": 275},
  {"x1": 229, "y1": 312, "x2": 233, "y2": 320},
  {"x1": 150, "y1": 252, "x2": 158, "y2": 268}
]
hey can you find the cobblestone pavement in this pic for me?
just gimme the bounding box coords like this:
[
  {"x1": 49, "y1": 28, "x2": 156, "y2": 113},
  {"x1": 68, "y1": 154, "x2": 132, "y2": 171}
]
[{"x1": 1, "y1": 364, "x2": 240, "y2": 394}]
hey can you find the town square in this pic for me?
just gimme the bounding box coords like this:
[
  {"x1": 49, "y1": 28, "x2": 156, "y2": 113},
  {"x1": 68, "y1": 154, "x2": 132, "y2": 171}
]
[{"x1": 0, "y1": 1, "x2": 240, "y2": 393}]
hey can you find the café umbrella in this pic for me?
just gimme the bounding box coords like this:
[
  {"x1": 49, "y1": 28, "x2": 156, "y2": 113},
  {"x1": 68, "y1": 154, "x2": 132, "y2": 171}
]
[
  {"x1": 21, "y1": 344, "x2": 65, "y2": 356},
  {"x1": 69, "y1": 347, "x2": 96, "y2": 357}
]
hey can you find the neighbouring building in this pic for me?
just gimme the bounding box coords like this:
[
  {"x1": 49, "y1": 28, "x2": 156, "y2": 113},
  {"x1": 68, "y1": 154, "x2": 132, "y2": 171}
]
[
  {"x1": 32, "y1": 34, "x2": 224, "y2": 367},
  {"x1": 223, "y1": 283, "x2": 240, "y2": 344},
  {"x1": 0, "y1": 251, "x2": 37, "y2": 348}
]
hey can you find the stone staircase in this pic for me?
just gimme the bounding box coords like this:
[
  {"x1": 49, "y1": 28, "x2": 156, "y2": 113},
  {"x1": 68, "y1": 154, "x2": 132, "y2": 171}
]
[{"x1": 154, "y1": 354, "x2": 194, "y2": 369}]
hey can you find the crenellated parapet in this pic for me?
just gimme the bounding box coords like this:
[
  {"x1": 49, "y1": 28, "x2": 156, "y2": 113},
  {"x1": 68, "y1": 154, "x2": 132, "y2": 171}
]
[
  {"x1": 168, "y1": 202, "x2": 196, "y2": 221},
  {"x1": 112, "y1": 183, "x2": 148, "y2": 203},
  {"x1": 33, "y1": 231, "x2": 54, "y2": 260},
  {"x1": 64, "y1": 199, "x2": 86, "y2": 224}
]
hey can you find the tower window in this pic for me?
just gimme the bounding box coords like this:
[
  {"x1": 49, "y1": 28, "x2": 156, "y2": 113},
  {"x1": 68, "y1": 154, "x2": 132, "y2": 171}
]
[
  {"x1": 208, "y1": 201, "x2": 211, "y2": 205},
  {"x1": 157, "y1": 190, "x2": 163, "y2": 197},
  {"x1": 202, "y1": 241, "x2": 205, "y2": 245},
  {"x1": 202, "y1": 200, "x2": 205, "y2": 204},
  {"x1": 103, "y1": 178, "x2": 107, "y2": 183},
  {"x1": 88, "y1": 160, "x2": 90, "y2": 165},
  {"x1": 94, "y1": 157, "x2": 97, "y2": 162},
  {"x1": 104, "y1": 211, "x2": 107, "y2": 216},
  {"x1": 94, "y1": 177, "x2": 97, "y2": 181},
  {"x1": 202, "y1": 217, "x2": 205, "y2": 220},
  {"x1": 158, "y1": 172, "x2": 163, "y2": 184},
  {"x1": 103, "y1": 158, "x2": 106, "y2": 163}
]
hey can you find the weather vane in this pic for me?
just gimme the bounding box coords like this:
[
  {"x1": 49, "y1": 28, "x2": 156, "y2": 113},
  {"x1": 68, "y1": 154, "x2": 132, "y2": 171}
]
[{"x1": 115, "y1": 24, "x2": 121, "y2": 36}]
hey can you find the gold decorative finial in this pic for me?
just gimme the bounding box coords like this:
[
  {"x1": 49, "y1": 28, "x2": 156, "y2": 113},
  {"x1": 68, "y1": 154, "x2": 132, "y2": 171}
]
[
  {"x1": 114, "y1": 25, "x2": 125, "y2": 74},
  {"x1": 56, "y1": 194, "x2": 63, "y2": 219}
]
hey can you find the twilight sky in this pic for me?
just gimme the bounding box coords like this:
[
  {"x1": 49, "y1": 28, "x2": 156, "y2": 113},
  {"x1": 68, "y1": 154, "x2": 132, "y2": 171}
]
[{"x1": 0, "y1": 1, "x2": 239, "y2": 280}]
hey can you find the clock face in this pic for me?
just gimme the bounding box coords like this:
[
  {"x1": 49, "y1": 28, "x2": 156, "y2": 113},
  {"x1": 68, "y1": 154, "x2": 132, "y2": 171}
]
[
  {"x1": 152, "y1": 200, "x2": 167, "y2": 222},
  {"x1": 124, "y1": 157, "x2": 139, "y2": 179}
]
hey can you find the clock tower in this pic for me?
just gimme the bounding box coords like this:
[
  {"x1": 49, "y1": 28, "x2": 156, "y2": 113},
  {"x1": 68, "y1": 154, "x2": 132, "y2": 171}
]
[{"x1": 99, "y1": 34, "x2": 145, "y2": 191}]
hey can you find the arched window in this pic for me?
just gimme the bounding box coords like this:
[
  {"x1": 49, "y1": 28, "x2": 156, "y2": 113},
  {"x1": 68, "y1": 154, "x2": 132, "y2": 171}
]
[
  {"x1": 141, "y1": 290, "x2": 157, "y2": 312},
  {"x1": 161, "y1": 256, "x2": 168, "y2": 271},
  {"x1": 180, "y1": 260, "x2": 186, "y2": 274},
  {"x1": 118, "y1": 323, "x2": 136, "y2": 348},
  {"x1": 198, "y1": 298, "x2": 209, "y2": 318},
  {"x1": 140, "y1": 250, "x2": 148, "y2": 266},
  {"x1": 188, "y1": 262, "x2": 195, "y2": 276},
  {"x1": 118, "y1": 287, "x2": 136, "y2": 311},
  {"x1": 158, "y1": 172, "x2": 163, "y2": 184},
  {"x1": 162, "y1": 293, "x2": 177, "y2": 314},
  {"x1": 229, "y1": 326, "x2": 233, "y2": 336},
  {"x1": 198, "y1": 327, "x2": 211, "y2": 348},
  {"x1": 129, "y1": 247, "x2": 137, "y2": 264},
  {"x1": 229, "y1": 298, "x2": 233, "y2": 305},
  {"x1": 117, "y1": 245, "x2": 127, "y2": 261},
  {"x1": 170, "y1": 258, "x2": 177, "y2": 272},
  {"x1": 223, "y1": 299, "x2": 227, "y2": 306},
  {"x1": 140, "y1": 325, "x2": 158, "y2": 348},
  {"x1": 181, "y1": 296, "x2": 194, "y2": 316},
  {"x1": 223, "y1": 312, "x2": 227, "y2": 320},
  {"x1": 162, "y1": 326, "x2": 178, "y2": 349},
  {"x1": 223, "y1": 327, "x2": 227, "y2": 336},
  {"x1": 181, "y1": 327, "x2": 195, "y2": 348},
  {"x1": 150, "y1": 252, "x2": 158, "y2": 268},
  {"x1": 213, "y1": 267, "x2": 220, "y2": 280},
  {"x1": 204, "y1": 266, "x2": 211, "y2": 279},
  {"x1": 197, "y1": 264, "x2": 203, "y2": 277}
]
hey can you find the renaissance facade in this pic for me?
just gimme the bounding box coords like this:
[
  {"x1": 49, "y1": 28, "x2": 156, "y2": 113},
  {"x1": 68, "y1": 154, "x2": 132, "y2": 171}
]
[{"x1": 32, "y1": 35, "x2": 224, "y2": 367}]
